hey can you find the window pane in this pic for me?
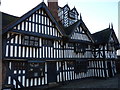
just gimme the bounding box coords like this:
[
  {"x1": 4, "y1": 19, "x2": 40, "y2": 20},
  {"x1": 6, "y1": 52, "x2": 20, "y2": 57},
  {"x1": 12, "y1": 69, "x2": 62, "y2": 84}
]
[
  {"x1": 30, "y1": 36, "x2": 35, "y2": 40},
  {"x1": 25, "y1": 36, "x2": 29, "y2": 39},
  {"x1": 30, "y1": 41, "x2": 34, "y2": 46}
]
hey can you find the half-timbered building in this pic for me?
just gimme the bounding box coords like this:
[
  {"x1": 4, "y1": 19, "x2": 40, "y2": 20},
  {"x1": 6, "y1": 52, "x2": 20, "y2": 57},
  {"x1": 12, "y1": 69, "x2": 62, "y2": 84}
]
[
  {"x1": 1, "y1": 0, "x2": 120, "y2": 89},
  {"x1": 92, "y1": 26, "x2": 119, "y2": 77}
]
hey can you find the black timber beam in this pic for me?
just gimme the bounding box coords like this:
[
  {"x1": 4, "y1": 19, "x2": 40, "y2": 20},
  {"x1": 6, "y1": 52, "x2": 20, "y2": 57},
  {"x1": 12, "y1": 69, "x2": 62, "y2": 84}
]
[{"x1": 11, "y1": 29, "x2": 62, "y2": 40}]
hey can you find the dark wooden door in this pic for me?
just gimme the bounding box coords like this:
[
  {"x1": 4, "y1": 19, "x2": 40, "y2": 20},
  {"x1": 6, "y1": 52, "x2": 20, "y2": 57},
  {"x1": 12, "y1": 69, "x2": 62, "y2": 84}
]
[
  {"x1": 47, "y1": 62, "x2": 57, "y2": 83},
  {"x1": 107, "y1": 62, "x2": 113, "y2": 77}
]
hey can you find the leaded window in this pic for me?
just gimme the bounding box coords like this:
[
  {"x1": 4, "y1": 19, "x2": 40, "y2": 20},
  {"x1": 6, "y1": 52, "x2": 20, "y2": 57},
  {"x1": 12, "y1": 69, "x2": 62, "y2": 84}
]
[
  {"x1": 68, "y1": 43, "x2": 74, "y2": 47},
  {"x1": 42, "y1": 39, "x2": 54, "y2": 47},
  {"x1": 22, "y1": 35, "x2": 39, "y2": 46},
  {"x1": 74, "y1": 43, "x2": 88, "y2": 54}
]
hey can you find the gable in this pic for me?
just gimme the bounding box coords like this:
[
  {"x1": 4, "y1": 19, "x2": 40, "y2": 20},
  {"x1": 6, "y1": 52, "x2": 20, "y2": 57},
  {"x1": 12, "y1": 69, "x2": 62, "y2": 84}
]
[
  {"x1": 63, "y1": 4, "x2": 70, "y2": 12},
  {"x1": 71, "y1": 26, "x2": 92, "y2": 42},
  {"x1": 3, "y1": 2, "x2": 65, "y2": 37},
  {"x1": 12, "y1": 9, "x2": 61, "y2": 38},
  {"x1": 71, "y1": 8, "x2": 79, "y2": 15},
  {"x1": 92, "y1": 28, "x2": 111, "y2": 44},
  {"x1": 109, "y1": 32, "x2": 119, "y2": 44},
  {"x1": 109, "y1": 36, "x2": 114, "y2": 43},
  {"x1": 64, "y1": 20, "x2": 93, "y2": 42}
]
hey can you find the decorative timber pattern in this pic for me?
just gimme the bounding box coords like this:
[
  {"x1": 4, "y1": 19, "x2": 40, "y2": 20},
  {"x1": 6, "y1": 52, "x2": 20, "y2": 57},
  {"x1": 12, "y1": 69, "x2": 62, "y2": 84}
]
[
  {"x1": 2, "y1": 2, "x2": 119, "y2": 89},
  {"x1": 3, "y1": 59, "x2": 117, "y2": 89},
  {"x1": 4, "y1": 8, "x2": 63, "y2": 60},
  {"x1": 58, "y1": 4, "x2": 79, "y2": 27}
]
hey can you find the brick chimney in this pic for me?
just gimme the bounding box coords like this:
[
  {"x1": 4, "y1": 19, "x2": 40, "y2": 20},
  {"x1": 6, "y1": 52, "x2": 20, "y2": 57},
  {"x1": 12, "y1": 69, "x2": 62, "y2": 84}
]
[{"x1": 48, "y1": 0, "x2": 59, "y2": 21}]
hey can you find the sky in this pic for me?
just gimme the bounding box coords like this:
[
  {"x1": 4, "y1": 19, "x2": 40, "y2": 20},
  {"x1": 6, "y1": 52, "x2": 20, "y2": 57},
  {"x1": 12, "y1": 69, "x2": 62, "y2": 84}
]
[{"x1": 0, "y1": 0, "x2": 119, "y2": 36}]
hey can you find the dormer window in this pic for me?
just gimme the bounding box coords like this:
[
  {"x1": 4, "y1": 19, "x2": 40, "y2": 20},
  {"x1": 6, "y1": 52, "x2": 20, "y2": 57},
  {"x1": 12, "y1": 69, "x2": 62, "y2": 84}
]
[
  {"x1": 68, "y1": 11, "x2": 75, "y2": 19},
  {"x1": 58, "y1": 5, "x2": 79, "y2": 27}
]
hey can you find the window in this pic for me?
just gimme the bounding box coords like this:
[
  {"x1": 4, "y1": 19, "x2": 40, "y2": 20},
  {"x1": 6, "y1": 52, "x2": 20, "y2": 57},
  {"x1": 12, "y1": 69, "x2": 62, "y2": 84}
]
[
  {"x1": 27, "y1": 61, "x2": 45, "y2": 78},
  {"x1": 68, "y1": 43, "x2": 74, "y2": 47},
  {"x1": 42, "y1": 39, "x2": 54, "y2": 47},
  {"x1": 74, "y1": 43, "x2": 88, "y2": 54},
  {"x1": 67, "y1": 61, "x2": 75, "y2": 67},
  {"x1": 68, "y1": 11, "x2": 75, "y2": 19},
  {"x1": 23, "y1": 36, "x2": 29, "y2": 45},
  {"x1": 22, "y1": 35, "x2": 39, "y2": 46}
]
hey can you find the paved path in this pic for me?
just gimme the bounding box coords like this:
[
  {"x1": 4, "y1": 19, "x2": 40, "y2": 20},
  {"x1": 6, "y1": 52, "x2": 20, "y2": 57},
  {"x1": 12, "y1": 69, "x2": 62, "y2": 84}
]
[
  {"x1": 20, "y1": 74, "x2": 120, "y2": 90},
  {"x1": 49, "y1": 74, "x2": 120, "y2": 89}
]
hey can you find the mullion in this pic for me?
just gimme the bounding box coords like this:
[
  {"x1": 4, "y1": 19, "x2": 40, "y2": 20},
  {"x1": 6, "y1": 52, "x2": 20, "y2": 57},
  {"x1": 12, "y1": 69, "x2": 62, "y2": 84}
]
[
  {"x1": 57, "y1": 28, "x2": 59, "y2": 37},
  {"x1": 31, "y1": 15, "x2": 33, "y2": 32},
  {"x1": 47, "y1": 44, "x2": 49, "y2": 58},
  {"x1": 38, "y1": 38, "x2": 40, "y2": 59},
  {"x1": 50, "y1": 45, "x2": 51, "y2": 58},
  {"x1": 52, "y1": 27, "x2": 53, "y2": 36},
  {"x1": 43, "y1": 15, "x2": 45, "y2": 34},
  {"x1": 32, "y1": 47, "x2": 34, "y2": 58},
  {"x1": 53, "y1": 42, "x2": 54, "y2": 58},
  {"x1": 46, "y1": 16, "x2": 48, "y2": 35},
  {"x1": 17, "y1": 35, "x2": 19, "y2": 57},
  {"x1": 101, "y1": 61, "x2": 104, "y2": 77},
  {"x1": 57, "y1": 41, "x2": 59, "y2": 58},
  {"x1": 49, "y1": 19, "x2": 50, "y2": 35},
  {"x1": 39, "y1": 14, "x2": 41, "y2": 33},
  {"x1": 18, "y1": 23, "x2": 22, "y2": 57},
  {"x1": 27, "y1": 18, "x2": 29, "y2": 32},
  {"x1": 44, "y1": 46, "x2": 46, "y2": 59},
  {"x1": 98, "y1": 61, "x2": 101, "y2": 77},
  {"x1": 13, "y1": 34, "x2": 15, "y2": 57},
  {"x1": 41, "y1": 39, "x2": 43, "y2": 59},
  {"x1": 41, "y1": 15, "x2": 43, "y2": 34},
  {"x1": 30, "y1": 36, "x2": 34, "y2": 58},
  {"x1": 37, "y1": 11, "x2": 39, "y2": 33},
  {"x1": 8, "y1": 33, "x2": 12, "y2": 57},
  {"x1": 24, "y1": 21, "x2": 26, "y2": 31},
  {"x1": 24, "y1": 37, "x2": 27, "y2": 58},
  {"x1": 21, "y1": 35, "x2": 23, "y2": 58},
  {"x1": 34, "y1": 13, "x2": 36, "y2": 32},
  {"x1": 55, "y1": 41, "x2": 57, "y2": 58}
]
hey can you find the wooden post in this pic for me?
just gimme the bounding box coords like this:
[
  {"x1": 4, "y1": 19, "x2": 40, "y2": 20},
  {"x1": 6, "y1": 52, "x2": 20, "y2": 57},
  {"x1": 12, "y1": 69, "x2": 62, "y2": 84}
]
[
  {"x1": 0, "y1": 12, "x2": 2, "y2": 89},
  {"x1": 61, "y1": 41, "x2": 65, "y2": 83},
  {"x1": 103, "y1": 45, "x2": 107, "y2": 78}
]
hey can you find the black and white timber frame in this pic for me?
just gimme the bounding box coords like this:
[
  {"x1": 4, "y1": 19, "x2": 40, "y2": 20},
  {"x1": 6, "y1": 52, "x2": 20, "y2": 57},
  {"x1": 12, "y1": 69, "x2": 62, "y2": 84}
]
[{"x1": 2, "y1": 2, "x2": 119, "y2": 89}]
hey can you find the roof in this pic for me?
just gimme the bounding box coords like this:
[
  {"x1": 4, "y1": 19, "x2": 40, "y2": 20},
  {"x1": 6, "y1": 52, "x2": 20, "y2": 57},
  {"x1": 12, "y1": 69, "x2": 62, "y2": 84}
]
[
  {"x1": 65, "y1": 20, "x2": 80, "y2": 35},
  {"x1": 92, "y1": 28, "x2": 119, "y2": 44},
  {"x1": 71, "y1": 7, "x2": 79, "y2": 15},
  {"x1": 64, "y1": 19, "x2": 94, "y2": 43},
  {"x1": 92, "y1": 28, "x2": 111, "y2": 44},
  {"x1": 2, "y1": 12, "x2": 19, "y2": 29},
  {"x1": 63, "y1": 4, "x2": 70, "y2": 10},
  {"x1": 2, "y1": 2, "x2": 65, "y2": 36},
  {"x1": 2, "y1": 1, "x2": 119, "y2": 46}
]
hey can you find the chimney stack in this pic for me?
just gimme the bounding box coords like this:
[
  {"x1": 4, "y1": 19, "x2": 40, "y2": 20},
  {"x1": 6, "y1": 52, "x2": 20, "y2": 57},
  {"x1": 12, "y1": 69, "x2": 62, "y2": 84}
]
[{"x1": 48, "y1": 0, "x2": 59, "y2": 21}]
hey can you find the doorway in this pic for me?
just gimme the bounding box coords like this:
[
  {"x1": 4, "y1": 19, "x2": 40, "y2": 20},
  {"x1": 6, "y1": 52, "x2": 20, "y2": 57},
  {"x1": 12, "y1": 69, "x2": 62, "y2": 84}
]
[{"x1": 47, "y1": 61, "x2": 57, "y2": 83}]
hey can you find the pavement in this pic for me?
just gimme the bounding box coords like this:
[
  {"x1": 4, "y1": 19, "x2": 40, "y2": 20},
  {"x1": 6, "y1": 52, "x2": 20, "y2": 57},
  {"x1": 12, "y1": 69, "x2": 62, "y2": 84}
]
[
  {"x1": 17, "y1": 74, "x2": 120, "y2": 90},
  {"x1": 49, "y1": 74, "x2": 120, "y2": 90}
]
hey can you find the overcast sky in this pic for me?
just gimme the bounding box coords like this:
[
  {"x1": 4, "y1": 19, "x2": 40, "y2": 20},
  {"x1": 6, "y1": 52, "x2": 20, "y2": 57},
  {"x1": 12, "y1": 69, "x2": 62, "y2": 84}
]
[{"x1": 0, "y1": 0, "x2": 119, "y2": 36}]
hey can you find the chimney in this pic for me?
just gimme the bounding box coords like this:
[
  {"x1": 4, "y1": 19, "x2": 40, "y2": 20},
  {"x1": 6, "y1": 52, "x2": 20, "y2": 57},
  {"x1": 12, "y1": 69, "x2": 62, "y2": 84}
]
[{"x1": 48, "y1": 0, "x2": 59, "y2": 21}]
